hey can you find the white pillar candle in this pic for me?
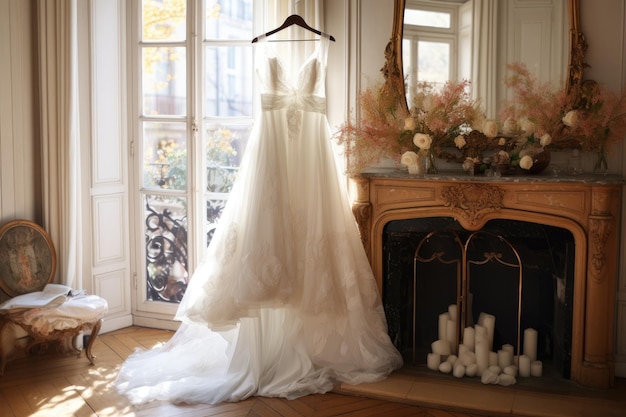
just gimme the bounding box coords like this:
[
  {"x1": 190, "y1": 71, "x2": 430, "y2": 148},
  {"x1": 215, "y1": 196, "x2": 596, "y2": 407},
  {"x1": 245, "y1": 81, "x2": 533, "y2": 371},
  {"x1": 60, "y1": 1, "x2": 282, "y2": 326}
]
[
  {"x1": 439, "y1": 361, "x2": 452, "y2": 373},
  {"x1": 460, "y1": 351, "x2": 476, "y2": 366},
  {"x1": 531, "y1": 360, "x2": 543, "y2": 377},
  {"x1": 523, "y1": 328, "x2": 538, "y2": 361},
  {"x1": 475, "y1": 339, "x2": 489, "y2": 376},
  {"x1": 478, "y1": 312, "x2": 486, "y2": 326},
  {"x1": 475, "y1": 324, "x2": 487, "y2": 340},
  {"x1": 453, "y1": 363, "x2": 466, "y2": 378},
  {"x1": 481, "y1": 314, "x2": 496, "y2": 351},
  {"x1": 463, "y1": 327, "x2": 475, "y2": 350},
  {"x1": 458, "y1": 344, "x2": 470, "y2": 357},
  {"x1": 431, "y1": 339, "x2": 451, "y2": 356},
  {"x1": 427, "y1": 353, "x2": 441, "y2": 371},
  {"x1": 488, "y1": 351, "x2": 498, "y2": 367},
  {"x1": 502, "y1": 343, "x2": 514, "y2": 356},
  {"x1": 503, "y1": 365, "x2": 517, "y2": 377},
  {"x1": 438, "y1": 313, "x2": 450, "y2": 341},
  {"x1": 448, "y1": 304, "x2": 457, "y2": 322},
  {"x1": 497, "y1": 349, "x2": 512, "y2": 368},
  {"x1": 498, "y1": 374, "x2": 517, "y2": 386},
  {"x1": 518, "y1": 354, "x2": 531, "y2": 377},
  {"x1": 465, "y1": 363, "x2": 478, "y2": 377},
  {"x1": 446, "y1": 319, "x2": 457, "y2": 353},
  {"x1": 488, "y1": 365, "x2": 502, "y2": 376}
]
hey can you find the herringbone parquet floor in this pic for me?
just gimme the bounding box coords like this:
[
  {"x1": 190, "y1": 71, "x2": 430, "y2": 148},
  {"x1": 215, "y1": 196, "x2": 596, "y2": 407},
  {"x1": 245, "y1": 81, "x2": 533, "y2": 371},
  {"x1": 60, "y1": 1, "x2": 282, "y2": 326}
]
[{"x1": 0, "y1": 326, "x2": 485, "y2": 417}]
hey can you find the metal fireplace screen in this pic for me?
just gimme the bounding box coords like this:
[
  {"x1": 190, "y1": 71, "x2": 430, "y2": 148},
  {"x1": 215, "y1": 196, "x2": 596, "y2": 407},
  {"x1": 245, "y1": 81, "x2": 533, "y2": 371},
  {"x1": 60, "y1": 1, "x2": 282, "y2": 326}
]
[{"x1": 413, "y1": 230, "x2": 522, "y2": 363}]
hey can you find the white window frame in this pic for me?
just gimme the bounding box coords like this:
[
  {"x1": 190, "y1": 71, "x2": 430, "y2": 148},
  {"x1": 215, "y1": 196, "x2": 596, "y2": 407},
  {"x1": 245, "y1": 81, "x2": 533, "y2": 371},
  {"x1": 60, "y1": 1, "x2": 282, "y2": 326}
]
[
  {"x1": 403, "y1": 0, "x2": 462, "y2": 102},
  {"x1": 128, "y1": 0, "x2": 263, "y2": 328}
]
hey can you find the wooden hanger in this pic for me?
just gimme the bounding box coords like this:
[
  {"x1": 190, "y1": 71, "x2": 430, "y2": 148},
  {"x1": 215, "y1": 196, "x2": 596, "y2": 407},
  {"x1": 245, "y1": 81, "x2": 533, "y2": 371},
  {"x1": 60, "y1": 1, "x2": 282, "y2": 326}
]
[{"x1": 251, "y1": 14, "x2": 335, "y2": 43}]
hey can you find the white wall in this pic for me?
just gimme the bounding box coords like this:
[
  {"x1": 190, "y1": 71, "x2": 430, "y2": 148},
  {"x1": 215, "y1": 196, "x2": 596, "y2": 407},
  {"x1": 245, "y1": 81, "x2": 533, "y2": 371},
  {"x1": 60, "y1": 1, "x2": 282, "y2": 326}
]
[
  {"x1": 325, "y1": 0, "x2": 394, "y2": 132},
  {"x1": 0, "y1": 0, "x2": 40, "y2": 232}
]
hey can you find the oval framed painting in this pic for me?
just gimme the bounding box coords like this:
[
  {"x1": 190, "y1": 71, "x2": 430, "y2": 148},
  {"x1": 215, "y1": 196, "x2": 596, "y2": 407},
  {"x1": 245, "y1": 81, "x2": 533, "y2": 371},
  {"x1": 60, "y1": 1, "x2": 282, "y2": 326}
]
[{"x1": 0, "y1": 220, "x2": 56, "y2": 297}]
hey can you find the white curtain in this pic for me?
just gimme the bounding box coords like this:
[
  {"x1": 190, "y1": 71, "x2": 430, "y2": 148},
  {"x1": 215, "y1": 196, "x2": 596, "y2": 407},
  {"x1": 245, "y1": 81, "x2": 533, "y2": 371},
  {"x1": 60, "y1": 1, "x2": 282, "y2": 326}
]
[
  {"x1": 472, "y1": 0, "x2": 498, "y2": 119},
  {"x1": 37, "y1": 0, "x2": 82, "y2": 290},
  {"x1": 262, "y1": 0, "x2": 326, "y2": 66}
]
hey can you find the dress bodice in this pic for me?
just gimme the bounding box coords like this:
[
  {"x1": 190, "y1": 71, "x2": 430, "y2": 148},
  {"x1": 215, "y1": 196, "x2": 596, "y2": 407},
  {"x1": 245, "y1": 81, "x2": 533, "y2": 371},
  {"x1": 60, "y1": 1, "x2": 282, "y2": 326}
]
[{"x1": 256, "y1": 35, "x2": 329, "y2": 116}]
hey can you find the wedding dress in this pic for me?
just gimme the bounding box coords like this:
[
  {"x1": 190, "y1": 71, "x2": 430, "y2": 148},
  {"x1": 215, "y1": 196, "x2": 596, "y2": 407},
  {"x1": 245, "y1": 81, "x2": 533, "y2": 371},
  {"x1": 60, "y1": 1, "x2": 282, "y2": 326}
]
[{"x1": 115, "y1": 34, "x2": 402, "y2": 405}]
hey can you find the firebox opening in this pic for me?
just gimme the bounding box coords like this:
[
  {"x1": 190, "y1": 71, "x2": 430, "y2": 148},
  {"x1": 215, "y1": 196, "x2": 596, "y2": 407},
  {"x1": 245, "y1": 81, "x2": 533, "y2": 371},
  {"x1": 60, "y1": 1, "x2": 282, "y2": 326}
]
[{"x1": 383, "y1": 217, "x2": 575, "y2": 381}]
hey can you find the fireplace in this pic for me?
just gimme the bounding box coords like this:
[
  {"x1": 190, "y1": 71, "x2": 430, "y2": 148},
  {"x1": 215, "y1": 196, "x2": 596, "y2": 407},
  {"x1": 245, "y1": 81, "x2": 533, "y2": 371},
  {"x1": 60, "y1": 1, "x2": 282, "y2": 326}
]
[
  {"x1": 383, "y1": 217, "x2": 575, "y2": 380},
  {"x1": 350, "y1": 172, "x2": 622, "y2": 389}
]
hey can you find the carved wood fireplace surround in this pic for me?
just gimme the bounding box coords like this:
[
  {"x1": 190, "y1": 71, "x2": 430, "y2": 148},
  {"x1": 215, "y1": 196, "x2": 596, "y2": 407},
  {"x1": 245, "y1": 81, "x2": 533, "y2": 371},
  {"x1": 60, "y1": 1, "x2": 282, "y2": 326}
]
[{"x1": 350, "y1": 171, "x2": 623, "y2": 389}]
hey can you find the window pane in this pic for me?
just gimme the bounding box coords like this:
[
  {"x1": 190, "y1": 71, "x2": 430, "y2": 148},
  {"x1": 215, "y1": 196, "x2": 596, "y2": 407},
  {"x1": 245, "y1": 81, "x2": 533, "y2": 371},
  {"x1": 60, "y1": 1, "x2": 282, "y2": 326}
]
[
  {"x1": 205, "y1": 45, "x2": 253, "y2": 117},
  {"x1": 205, "y1": 122, "x2": 252, "y2": 193},
  {"x1": 402, "y1": 38, "x2": 413, "y2": 103},
  {"x1": 405, "y1": 9, "x2": 451, "y2": 29},
  {"x1": 142, "y1": 0, "x2": 186, "y2": 42},
  {"x1": 143, "y1": 121, "x2": 188, "y2": 190},
  {"x1": 418, "y1": 40, "x2": 450, "y2": 85},
  {"x1": 205, "y1": 0, "x2": 254, "y2": 40},
  {"x1": 142, "y1": 47, "x2": 187, "y2": 116},
  {"x1": 144, "y1": 194, "x2": 188, "y2": 302}
]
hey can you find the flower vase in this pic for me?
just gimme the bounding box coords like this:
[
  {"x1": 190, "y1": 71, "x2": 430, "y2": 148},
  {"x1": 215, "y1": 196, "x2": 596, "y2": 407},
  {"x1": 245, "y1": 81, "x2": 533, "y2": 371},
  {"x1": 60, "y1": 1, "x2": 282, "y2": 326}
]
[
  {"x1": 425, "y1": 149, "x2": 438, "y2": 174},
  {"x1": 593, "y1": 145, "x2": 609, "y2": 175}
]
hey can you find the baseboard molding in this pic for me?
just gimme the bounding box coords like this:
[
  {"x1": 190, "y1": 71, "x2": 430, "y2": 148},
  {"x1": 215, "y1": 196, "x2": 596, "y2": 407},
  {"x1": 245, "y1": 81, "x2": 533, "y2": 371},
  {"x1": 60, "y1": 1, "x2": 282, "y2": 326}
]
[
  {"x1": 100, "y1": 314, "x2": 133, "y2": 334},
  {"x1": 132, "y1": 315, "x2": 181, "y2": 331}
]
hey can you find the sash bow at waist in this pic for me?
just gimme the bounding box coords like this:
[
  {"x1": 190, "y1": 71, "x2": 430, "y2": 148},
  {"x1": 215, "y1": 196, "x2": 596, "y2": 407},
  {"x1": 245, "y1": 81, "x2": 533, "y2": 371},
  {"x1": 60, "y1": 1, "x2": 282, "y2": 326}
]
[
  {"x1": 261, "y1": 91, "x2": 326, "y2": 114},
  {"x1": 261, "y1": 90, "x2": 326, "y2": 140}
]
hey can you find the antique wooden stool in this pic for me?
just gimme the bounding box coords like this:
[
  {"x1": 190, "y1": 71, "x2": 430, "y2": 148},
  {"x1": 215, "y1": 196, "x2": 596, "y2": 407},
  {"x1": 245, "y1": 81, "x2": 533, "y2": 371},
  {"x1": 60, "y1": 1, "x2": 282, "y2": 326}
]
[{"x1": 0, "y1": 220, "x2": 108, "y2": 374}]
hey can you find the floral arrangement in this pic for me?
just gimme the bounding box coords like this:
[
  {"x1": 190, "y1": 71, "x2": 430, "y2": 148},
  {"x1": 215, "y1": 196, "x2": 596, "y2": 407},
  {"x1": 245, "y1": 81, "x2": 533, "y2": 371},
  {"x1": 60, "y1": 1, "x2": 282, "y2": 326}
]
[
  {"x1": 399, "y1": 80, "x2": 485, "y2": 173},
  {"x1": 336, "y1": 76, "x2": 484, "y2": 174},
  {"x1": 335, "y1": 75, "x2": 407, "y2": 173},
  {"x1": 463, "y1": 63, "x2": 576, "y2": 174},
  {"x1": 572, "y1": 81, "x2": 626, "y2": 153},
  {"x1": 499, "y1": 63, "x2": 577, "y2": 144},
  {"x1": 335, "y1": 61, "x2": 626, "y2": 175}
]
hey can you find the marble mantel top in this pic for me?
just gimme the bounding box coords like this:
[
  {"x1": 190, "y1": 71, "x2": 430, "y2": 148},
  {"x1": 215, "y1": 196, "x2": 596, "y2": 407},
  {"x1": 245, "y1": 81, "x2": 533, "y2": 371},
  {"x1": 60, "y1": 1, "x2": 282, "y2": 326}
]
[{"x1": 355, "y1": 168, "x2": 626, "y2": 186}]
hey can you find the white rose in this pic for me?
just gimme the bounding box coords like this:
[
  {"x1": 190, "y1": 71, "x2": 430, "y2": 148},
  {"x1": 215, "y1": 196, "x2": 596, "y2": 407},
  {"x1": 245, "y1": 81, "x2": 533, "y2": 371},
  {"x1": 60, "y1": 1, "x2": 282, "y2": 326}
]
[
  {"x1": 503, "y1": 117, "x2": 519, "y2": 134},
  {"x1": 454, "y1": 135, "x2": 467, "y2": 149},
  {"x1": 519, "y1": 118, "x2": 536, "y2": 134},
  {"x1": 495, "y1": 150, "x2": 511, "y2": 165},
  {"x1": 401, "y1": 151, "x2": 422, "y2": 174},
  {"x1": 562, "y1": 110, "x2": 579, "y2": 128},
  {"x1": 482, "y1": 120, "x2": 499, "y2": 138},
  {"x1": 404, "y1": 117, "x2": 416, "y2": 131},
  {"x1": 540, "y1": 133, "x2": 552, "y2": 147},
  {"x1": 471, "y1": 114, "x2": 486, "y2": 132},
  {"x1": 413, "y1": 133, "x2": 433, "y2": 150},
  {"x1": 462, "y1": 158, "x2": 475, "y2": 172},
  {"x1": 401, "y1": 151, "x2": 419, "y2": 166},
  {"x1": 519, "y1": 154, "x2": 534, "y2": 170},
  {"x1": 498, "y1": 137, "x2": 507, "y2": 146}
]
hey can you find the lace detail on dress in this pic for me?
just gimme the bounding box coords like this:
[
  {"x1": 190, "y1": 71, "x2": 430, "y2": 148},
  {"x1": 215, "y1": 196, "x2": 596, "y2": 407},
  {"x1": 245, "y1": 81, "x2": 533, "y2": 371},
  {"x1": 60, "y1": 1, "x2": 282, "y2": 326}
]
[{"x1": 260, "y1": 57, "x2": 326, "y2": 140}]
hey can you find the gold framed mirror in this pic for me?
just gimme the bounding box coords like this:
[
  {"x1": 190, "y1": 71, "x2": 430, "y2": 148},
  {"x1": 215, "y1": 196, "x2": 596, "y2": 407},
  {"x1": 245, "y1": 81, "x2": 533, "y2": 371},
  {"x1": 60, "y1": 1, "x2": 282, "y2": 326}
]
[{"x1": 386, "y1": 0, "x2": 588, "y2": 114}]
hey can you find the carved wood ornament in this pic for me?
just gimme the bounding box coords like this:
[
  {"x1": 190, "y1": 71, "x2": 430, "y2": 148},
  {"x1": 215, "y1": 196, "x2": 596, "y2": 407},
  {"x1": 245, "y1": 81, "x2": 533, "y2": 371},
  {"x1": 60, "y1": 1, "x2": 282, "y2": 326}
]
[
  {"x1": 440, "y1": 184, "x2": 504, "y2": 229},
  {"x1": 588, "y1": 216, "x2": 612, "y2": 277},
  {"x1": 352, "y1": 203, "x2": 371, "y2": 248}
]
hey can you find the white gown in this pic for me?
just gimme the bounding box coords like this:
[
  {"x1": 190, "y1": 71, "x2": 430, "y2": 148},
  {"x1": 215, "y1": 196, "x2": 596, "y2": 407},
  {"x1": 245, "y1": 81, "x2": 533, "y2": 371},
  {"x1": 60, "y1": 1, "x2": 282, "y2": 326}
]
[{"x1": 115, "y1": 34, "x2": 403, "y2": 405}]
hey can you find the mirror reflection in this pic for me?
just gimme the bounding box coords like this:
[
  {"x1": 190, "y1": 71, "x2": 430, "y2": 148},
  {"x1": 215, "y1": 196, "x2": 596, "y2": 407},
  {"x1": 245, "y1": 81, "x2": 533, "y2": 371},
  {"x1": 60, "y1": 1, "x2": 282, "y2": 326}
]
[{"x1": 400, "y1": 0, "x2": 569, "y2": 118}]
